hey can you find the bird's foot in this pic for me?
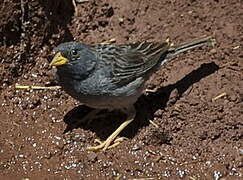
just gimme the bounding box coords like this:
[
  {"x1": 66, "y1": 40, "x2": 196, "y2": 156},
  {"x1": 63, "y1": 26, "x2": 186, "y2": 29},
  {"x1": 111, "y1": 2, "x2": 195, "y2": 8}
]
[
  {"x1": 87, "y1": 137, "x2": 126, "y2": 152},
  {"x1": 87, "y1": 105, "x2": 136, "y2": 152}
]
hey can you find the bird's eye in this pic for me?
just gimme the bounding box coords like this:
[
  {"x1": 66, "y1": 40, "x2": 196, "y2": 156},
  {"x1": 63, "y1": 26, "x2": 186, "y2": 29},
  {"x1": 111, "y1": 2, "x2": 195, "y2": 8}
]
[{"x1": 71, "y1": 49, "x2": 78, "y2": 56}]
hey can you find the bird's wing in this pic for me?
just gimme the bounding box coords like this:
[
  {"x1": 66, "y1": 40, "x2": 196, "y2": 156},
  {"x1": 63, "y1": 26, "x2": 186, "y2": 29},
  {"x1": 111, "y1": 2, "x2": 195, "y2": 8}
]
[{"x1": 93, "y1": 42, "x2": 170, "y2": 87}]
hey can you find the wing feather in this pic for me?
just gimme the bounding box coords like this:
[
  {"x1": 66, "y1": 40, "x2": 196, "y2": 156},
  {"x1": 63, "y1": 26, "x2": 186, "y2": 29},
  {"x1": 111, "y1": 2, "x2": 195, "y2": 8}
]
[{"x1": 93, "y1": 42, "x2": 169, "y2": 87}]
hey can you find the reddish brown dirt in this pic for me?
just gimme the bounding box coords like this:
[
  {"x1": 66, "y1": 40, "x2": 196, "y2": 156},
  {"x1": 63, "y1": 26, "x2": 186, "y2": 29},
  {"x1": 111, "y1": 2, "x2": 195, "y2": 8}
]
[{"x1": 0, "y1": 0, "x2": 243, "y2": 179}]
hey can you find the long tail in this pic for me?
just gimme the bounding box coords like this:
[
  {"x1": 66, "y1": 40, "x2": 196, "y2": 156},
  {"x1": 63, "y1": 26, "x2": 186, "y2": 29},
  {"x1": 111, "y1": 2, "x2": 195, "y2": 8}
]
[{"x1": 165, "y1": 36, "x2": 216, "y2": 60}]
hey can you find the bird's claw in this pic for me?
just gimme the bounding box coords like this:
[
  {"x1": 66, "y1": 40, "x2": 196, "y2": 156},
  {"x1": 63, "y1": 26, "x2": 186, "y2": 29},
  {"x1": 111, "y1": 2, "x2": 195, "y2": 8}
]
[{"x1": 87, "y1": 137, "x2": 126, "y2": 152}]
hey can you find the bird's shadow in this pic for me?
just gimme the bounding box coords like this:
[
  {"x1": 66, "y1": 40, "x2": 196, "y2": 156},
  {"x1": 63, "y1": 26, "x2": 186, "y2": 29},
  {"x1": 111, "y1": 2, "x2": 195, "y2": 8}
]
[{"x1": 63, "y1": 62, "x2": 219, "y2": 140}]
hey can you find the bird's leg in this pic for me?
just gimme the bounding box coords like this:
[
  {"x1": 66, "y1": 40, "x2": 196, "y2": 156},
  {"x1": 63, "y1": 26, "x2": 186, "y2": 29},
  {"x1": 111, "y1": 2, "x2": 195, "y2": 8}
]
[
  {"x1": 87, "y1": 105, "x2": 136, "y2": 151},
  {"x1": 144, "y1": 88, "x2": 158, "y2": 95},
  {"x1": 78, "y1": 109, "x2": 104, "y2": 126},
  {"x1": 76, "y1": 109, "x2": 106, "y2": 126}
]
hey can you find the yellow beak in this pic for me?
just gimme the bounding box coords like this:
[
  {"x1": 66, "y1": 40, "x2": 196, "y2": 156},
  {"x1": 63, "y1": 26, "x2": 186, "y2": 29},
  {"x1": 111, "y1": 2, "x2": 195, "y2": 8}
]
[{"x1": 49, "y1": 52, "x2": 69, "y2": 66}]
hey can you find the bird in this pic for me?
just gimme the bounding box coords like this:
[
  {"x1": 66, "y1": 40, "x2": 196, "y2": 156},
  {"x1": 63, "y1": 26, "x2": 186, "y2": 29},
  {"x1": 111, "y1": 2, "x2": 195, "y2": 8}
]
[{"x1": 49, "y1": 36, "x2": 215, "y2": 151}]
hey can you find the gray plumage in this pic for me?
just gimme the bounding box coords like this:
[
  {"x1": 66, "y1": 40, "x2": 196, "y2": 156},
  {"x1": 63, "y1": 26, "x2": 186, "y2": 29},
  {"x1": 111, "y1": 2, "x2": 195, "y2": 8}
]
[
  {"x1": 50, "y1": 36, "x2": 215, "y2": 151},
  {"x1": 53, "y1": 36, "x2": 214, "y2": 111}
]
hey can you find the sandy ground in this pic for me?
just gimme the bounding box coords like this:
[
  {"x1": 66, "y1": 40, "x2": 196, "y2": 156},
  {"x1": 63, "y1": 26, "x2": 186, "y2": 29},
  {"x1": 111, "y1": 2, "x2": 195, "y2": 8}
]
[{"x1": 0, "y1": 0, "x2": 242, "y2": 179}]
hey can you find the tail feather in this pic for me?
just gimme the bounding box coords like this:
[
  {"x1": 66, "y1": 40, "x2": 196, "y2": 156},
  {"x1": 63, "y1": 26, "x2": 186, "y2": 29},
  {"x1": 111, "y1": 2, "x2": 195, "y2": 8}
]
[{"x1": 165, "y1": 36, "x2": 216, "y2": 59}]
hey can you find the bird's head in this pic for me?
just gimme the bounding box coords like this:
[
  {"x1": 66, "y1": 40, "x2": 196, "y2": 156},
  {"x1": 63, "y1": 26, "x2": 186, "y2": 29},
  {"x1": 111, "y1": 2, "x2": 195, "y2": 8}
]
[{"x1": 50, "y1": 42, "x2": 97, "y2": 78}]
